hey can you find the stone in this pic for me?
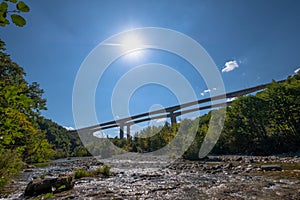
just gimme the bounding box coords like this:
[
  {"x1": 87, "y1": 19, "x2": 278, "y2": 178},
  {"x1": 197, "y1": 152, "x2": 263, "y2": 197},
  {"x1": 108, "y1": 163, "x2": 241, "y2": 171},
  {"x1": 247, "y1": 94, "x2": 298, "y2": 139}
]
[
  {"x1": 27, "y1": 165, "x2": 36, "y2": 169},
  {"x1": 261, "y1": 165, "x2": 282, "y2": 171},
  {"x1": 23, "y1": 169, "x2": 34, "y2": 172},
  {"x1": 24, "y1": 175, "x2": 74, "y2": 196},
  {"x1": 245, "y1": 168, "x2": 252, "y2": 173},
  {"x1": 224, "y1": 163, "x2": 233, "y2": 169},
  {"x1": 235, "y1": 157, "x2": 243, "y2": 161}
]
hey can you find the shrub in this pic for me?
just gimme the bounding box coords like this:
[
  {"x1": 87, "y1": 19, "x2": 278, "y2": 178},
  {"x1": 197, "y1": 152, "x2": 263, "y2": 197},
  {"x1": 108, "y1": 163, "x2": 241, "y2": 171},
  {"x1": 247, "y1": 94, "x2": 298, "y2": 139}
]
[
  {"x1": 74, "y1": 165, "x2": 111, "y2": 179},
  {"x1": 93, "y1": 165, "x2": 110, "y2": 177},
  {"x1": 74, "y1": 169, "x2": 91, "y2": 179},
  {"x1": 0, "y1": 149, "x2": 22, "y2": 189}
]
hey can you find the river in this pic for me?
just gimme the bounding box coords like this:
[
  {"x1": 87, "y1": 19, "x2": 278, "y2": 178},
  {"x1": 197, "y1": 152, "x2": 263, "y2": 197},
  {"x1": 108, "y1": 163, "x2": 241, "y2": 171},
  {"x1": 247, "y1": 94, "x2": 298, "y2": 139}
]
[{"x1": 1, "y1": 155, "x2": 299, "y2": 199}]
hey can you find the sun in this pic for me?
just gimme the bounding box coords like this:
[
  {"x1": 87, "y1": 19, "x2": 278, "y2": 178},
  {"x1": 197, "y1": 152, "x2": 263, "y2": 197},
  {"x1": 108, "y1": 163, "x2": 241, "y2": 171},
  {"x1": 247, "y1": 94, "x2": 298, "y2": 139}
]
[{"x1": 121, "y1": 33, "x2": 144, "y2": 59}]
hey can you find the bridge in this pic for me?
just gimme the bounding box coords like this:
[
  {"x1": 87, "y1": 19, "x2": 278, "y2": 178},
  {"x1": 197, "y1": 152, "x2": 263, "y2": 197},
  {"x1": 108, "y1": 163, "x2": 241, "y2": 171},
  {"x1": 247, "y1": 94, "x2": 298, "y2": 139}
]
[{"x1": 72, "y1": 79, "x2": 284, "y2": 138}]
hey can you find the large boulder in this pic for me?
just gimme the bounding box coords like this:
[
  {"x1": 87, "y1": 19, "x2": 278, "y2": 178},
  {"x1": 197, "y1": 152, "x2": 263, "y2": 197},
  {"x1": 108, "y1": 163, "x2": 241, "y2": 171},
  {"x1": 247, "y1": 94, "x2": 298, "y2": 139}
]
[{"x1": 24, "y1": 175, "x2": 74, "y2": 196}]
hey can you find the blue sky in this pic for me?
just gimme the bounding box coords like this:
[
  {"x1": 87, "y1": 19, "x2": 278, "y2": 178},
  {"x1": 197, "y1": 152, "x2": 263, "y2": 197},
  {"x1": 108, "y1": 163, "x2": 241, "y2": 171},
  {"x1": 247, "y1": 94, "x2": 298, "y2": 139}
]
[{"x1": 1, "y1": 0, "x2": 300, "y2": 132}]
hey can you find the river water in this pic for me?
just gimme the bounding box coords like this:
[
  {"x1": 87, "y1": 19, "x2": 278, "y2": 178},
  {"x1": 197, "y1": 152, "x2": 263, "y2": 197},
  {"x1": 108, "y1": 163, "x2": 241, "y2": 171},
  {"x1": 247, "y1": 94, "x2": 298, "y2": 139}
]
[{"x1": 1, "y1": 155, "x2": 300, "y2": 199}]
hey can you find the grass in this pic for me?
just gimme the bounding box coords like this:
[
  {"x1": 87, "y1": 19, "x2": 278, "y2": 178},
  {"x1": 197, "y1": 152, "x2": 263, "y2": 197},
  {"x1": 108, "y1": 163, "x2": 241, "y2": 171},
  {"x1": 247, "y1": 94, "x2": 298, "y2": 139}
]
[
  {"x1": 74, "y1": 169, "x2": 92, "y2": 179},
  {"x1": 44, "y1": 192, "x2": 53, "y2": 199},
  {"x1": 93, "y1": 164, "x2": 110, "y2": 177},
  {"x1": 74, "y1": 164, "x2": 110, "y2": 179}
]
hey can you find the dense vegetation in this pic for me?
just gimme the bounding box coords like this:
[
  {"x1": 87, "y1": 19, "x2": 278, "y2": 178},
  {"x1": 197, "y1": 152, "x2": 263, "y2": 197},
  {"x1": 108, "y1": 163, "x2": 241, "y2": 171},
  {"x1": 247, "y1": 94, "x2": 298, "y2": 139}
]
[
  {"x1": 37, "y1": 117, "x2": 89, "y2": 159},
  {"x1": 214, "y1": 73, "x2": 300, "y2": 155},
  {"x1": 0, "y1": 40, "x2": 52, "y2": 188},
  {"x1": 110, "y1": 73, "x2": 300, "y2": 159},
  {"x1": 0, "y1": 40, "x2": 88, "y2": 189}
]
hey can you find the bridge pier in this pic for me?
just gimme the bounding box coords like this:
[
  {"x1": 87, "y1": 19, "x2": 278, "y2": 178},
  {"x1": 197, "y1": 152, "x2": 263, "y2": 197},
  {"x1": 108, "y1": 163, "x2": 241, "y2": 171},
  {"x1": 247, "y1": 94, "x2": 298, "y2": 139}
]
[
  {"x1": 119, "y1": 124, "x2": 131, "y2": 139},
  {"x1": 126, "y1": 125, "x2": 131, "y2": 139},
  {"x1": 119, "y1": 124, "x2": 124, "y2": 139},
  {"x1": 170, "y1": 111, "x2": 177, "y2": 126}
]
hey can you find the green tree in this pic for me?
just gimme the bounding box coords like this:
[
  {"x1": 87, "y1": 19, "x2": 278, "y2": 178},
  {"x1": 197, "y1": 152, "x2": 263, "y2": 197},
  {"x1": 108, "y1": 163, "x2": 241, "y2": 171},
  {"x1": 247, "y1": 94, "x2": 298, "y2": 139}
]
[
  {"x1": 0, "y1": 0, "x2": 30, "y2": 27},
  {"x1": 256, "y1": 74, "x2": 300, "y2": 152},
  {"x1": 0, "y1": 40, "x2": 53, "y2": 188}
]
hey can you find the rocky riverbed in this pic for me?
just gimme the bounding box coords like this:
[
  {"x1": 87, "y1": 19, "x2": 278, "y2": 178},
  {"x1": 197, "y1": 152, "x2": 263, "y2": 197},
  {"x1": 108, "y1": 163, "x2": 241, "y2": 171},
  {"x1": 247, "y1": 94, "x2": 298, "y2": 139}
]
[{"x1": 1, "y1": 155, "x2": 300, "y2": 199}]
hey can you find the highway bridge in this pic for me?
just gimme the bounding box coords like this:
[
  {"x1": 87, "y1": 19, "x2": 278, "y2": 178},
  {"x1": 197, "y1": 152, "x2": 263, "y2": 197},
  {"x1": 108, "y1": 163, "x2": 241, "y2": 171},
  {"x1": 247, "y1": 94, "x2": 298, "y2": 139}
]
[{"x1": 71, "y1": 79, "x2": 284, "y2": 138}]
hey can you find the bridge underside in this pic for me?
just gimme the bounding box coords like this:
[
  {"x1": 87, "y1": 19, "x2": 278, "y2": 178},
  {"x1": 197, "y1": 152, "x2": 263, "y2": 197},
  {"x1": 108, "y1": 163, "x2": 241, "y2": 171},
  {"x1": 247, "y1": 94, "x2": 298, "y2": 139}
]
[{"x1": 72, "y1": 80, "x2": 284, "y2": 138}]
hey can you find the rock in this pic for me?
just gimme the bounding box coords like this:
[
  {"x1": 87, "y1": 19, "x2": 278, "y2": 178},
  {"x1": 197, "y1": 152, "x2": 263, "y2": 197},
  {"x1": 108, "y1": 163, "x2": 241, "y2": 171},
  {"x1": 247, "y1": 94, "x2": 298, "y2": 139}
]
[
  {"x1": 263, "y1": 157, "x2": 269, "y2": 161},
  {"x1": 23, "y1": 169, "x2": 34, "y2": 172},
  {"x1": 213, "y1": 165, "x2": 222, "y2": 170},
  {"x1": 24, "y1": 175, "x2": 74, "y2": 196},
  {"x1": 261, "y1": 165, "x2": 282, "y2": 171},
  {"x1": 235, "y1": 157, "x2": 243, "y2": 161},
  {"x1": 235, "y1": 165, "x2": 243, "y2": 170},
  {"x1": 244, "y1": 168, "x2": 252, "y2": 173},
  {"x1": 245, "y1": 158, "x2": 254, "y2": 163},
  {"x1": 224, "y1": 163, "x2": 233, "y2": 169}
]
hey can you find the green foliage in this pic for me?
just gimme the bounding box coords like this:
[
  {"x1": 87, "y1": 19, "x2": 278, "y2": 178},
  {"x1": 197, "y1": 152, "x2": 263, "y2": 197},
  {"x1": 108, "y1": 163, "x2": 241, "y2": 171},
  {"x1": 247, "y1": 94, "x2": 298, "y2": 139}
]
[
  {"x1": 37, "y1": 117, "x2": 89, "y2": 159},
  {"x1": 57, "y1": 184, "x2": 66, "y2": 190},
  {"x1": 0, "y1": 0, "x2": 29, "y2": 27},
  {"x1": 74, "y1": 165, "x2": 111, "y2": 179},
  {"x1": 110, "y1": 122, "x2": 177, "y2": 154},
  {"x1": 10, "y1": 13, "x2": 25, "y2": 26},
  {"x1": 72, "y1": 145, "x2": 89, "y2": 157},
  {"x1": 0, "y1": 40, "x2": 53, "y2": 189},
  {"x1": 93, "y1": 165, "x2": 110, "y2": 177},
  {"x1": 0, "y1": 149, "x2": 22, "y2": 189},
  {"x1": 44, "y1": 192, "x2": 54, "y2": 199},
  {"x1": 74, "y1": 169, "x2": 91, "y2": 179},
  {"x1": 213, "y1": 73, "x2": 300, "y2": 155},
  {"x1": 16, "y1": 1, "x2": 29, "y2": 12}
]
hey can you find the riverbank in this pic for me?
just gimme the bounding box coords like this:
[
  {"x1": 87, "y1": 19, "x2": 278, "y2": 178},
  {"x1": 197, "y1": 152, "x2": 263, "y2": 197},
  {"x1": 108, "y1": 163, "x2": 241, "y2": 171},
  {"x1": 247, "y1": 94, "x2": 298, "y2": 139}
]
[{"x1": 1, "y1": 155, "x2": 299, "y2": 199}]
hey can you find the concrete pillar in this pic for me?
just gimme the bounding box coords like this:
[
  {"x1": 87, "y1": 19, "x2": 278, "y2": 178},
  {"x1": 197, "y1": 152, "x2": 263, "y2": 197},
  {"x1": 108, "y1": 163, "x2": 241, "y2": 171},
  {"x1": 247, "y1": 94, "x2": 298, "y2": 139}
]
[
  {"x1": 170, "y1": 112, "x2": 177, "y2": 126},
  {"x1": 120, "y1": 125, "x2": 124, "y2": 139},
  {"x1": 126, "y1": 125, "x2": 131, "y2": 139}
]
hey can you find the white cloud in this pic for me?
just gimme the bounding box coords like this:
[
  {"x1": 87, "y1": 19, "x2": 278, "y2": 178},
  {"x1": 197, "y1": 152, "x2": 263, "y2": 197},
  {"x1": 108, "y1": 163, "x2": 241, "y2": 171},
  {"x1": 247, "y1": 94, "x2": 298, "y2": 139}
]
[
  {"x1": 149, "y1": 118, "x2": 166, "y2": 127},
  {"x1": 295, "y1": 68, "x2": 300, "y2": 74},
  {"x1": 201, "y1": 88, "x2": 217, "y2": 96},
  {"x1": 155, "y1": 118, "x2": 166, "y2": 123},
  {"x1": 63, "y1": 126, "x2": 74, "y2": 131},
  {"x1": 227, "y1": 97, "x2": 237, "y2": 102},
  {"x1": 222, "y1": 60, "x2": 239, "y2": 73}
]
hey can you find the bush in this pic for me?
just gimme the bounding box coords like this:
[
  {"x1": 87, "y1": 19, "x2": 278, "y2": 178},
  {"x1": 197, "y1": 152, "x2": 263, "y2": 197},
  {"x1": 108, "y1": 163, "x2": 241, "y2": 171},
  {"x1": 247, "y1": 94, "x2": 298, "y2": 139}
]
[
  {"x1": 74, "y1": 169, "x2": 91, "y2": 179},
  {"x1": 93, "y1": 165, "x2": 110, "y2": 177},
  {"x1": 0, "y1": 149, "x2": 23, "y2": 189},
  {"x1": 73, "y1": 165, "x2": 111, "y2": 179}
]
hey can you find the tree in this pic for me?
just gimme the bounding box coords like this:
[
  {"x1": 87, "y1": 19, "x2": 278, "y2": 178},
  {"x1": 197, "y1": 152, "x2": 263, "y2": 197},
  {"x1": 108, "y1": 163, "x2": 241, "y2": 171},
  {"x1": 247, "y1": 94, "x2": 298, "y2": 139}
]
[
  {"x1": 256, "y1": 74, "x2": 300, "y2": 152},
  {"x1": 0, "y1": 40, "x2": 53, "y2": 188},
  {"x1": 0, "y1": 0, "x2": 30, "y2": 27}
]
